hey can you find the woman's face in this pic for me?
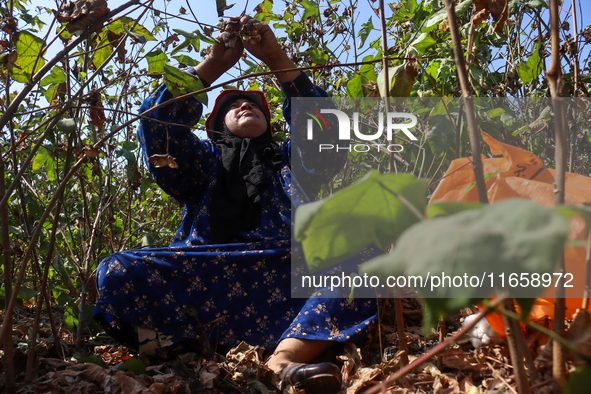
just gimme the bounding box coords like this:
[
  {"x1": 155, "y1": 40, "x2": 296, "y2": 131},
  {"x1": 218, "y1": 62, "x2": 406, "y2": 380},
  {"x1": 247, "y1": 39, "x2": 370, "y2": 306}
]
[{"x1": 224, "y1": 98, "x2": 268, "y2": 138}]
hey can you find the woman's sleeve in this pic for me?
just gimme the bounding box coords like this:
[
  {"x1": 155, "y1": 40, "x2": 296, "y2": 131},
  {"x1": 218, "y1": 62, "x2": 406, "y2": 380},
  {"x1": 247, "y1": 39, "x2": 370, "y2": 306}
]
[
  {"x1": 137, "y1": 84, "x2": 216, "y2": 205},
  {"x1": 280, "y1": 72, "x2": 346, "y2": 197}
]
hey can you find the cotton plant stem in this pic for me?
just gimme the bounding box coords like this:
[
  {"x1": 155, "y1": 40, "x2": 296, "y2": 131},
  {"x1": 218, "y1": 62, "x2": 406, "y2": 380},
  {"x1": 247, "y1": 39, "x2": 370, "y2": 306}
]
[
  {"x1": 502, "y1": 300, "x2": 532, "y2": 394},
  {"x1": 24, "y1": 203, "x2": 63, "y2": 383},
  {"x1": 568, "y1": 0, "x2": 580, "y2": 172},
  {"x1": 583, "y1": 232, "x2": 591, "y2": 310},
  {"x1": 547, "y1": 0, "x2": 568, "y2": 391},
  {"x1": 378, "y1": 0, "x2": 408, "y2": 366},
  {"x1": 443, "y1": 0, "x2": 488, "y2": 205},
  {"x1": 1, "y1": 160, "x2": 16, "y2": 393}
]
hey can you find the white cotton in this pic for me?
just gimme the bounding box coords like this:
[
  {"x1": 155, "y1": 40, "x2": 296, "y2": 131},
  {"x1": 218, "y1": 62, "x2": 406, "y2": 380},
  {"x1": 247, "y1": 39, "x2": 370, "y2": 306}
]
[{"x1": 463, "y1": 314, "x2": 501, "y2": 349}]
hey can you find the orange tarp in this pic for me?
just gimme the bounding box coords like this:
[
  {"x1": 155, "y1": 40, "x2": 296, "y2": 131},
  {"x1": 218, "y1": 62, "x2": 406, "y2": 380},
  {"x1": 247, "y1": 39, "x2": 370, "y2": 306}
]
[{"x1": 430, "y1": 132, "x2": 591, "y2": 330}]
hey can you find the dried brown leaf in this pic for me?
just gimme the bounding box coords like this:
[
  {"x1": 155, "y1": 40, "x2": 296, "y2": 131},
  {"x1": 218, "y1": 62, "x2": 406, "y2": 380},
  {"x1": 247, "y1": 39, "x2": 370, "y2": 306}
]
[
  {"x1": 89, "y1": 90, "x2": 106, "y2": 129},
  {"x1": 439, "y1": 348, "x2": 487, "y2": 375},
  {"x1": 346, "y1": 367, "x2": 382, "y2": 394},
  {"x1": 433, "y1": 374, "x2": 460, "y2": 394},
  {"x1": 337, "y1": 342, "x2": 362, "y2": 383},
  {"x1": 225, "y1": 341, "x2": 265, "y2": 373},
  {"x1": 471, "y1": 0, "x2": 509, "y2": 32},
  {"x1": 82, "y1": 146, "x2": 100, "y2": 157},
  {"x1": 56, "y1": 0, "x2": 110, "y2": 33},
  {"x1": 147, "y1": 154, "x2": 179, "y2": 169}
]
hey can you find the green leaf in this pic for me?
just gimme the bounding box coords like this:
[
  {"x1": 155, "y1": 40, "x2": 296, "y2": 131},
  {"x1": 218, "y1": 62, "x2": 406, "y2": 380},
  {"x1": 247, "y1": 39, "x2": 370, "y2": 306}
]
[
  {"x1": 518, "y1": 42, "x2": 543, "y2": 84},
  {"x1": 123, "y1": 25, "x2": 147, "y2": 44},
  {"x1": 486, "y1": 108, "x2": 506, "y2": 119},
  {"x1": 377, "y1": 62, "x2": 417, "y2": 97},
  {"x1": 64, "y1": 305, "x2": 78, "y2": 333},
  {"x1": 308, "y1": 47, "x2": 329, "y2": 64},
  {"x1": 216, "y1": 0, "x2": 235, "y2": 17},
  {"x1": 107, "y1": 17, "x2": 155, "y2": 41},
  {"x1": 358, "y1": 17, "x2": 373, "y2": 49},
  {"x1": 173, "y1": 54, "x2": 197, "y2": 67},
  {"x1": 194, "y1": 29, "x2": 218, "y2": 45},
  {"x1": 163, "y1": 64, "x2": 207, "y2": 103},
  {"x1": 73, "y1": 352, "x2": 108, "y2": 368},
  {"x1": 32, "y1": 146, "x2": 57, "y2": 182},
  {"x1": 360, "y1": 198, "x2": 570, "y2": 300},
  {"x1": 12, "y1": 31, "x2": 46, "y2": 83},
  {"x1": 426, "y1": 116, "x2": 455, "y2": 157},
  {"x1": 17, "y1": 288, "x2": 40, "y2": 300},
  {"x1": 408, "y1": 32, "x2": 436, "y2": 55},
  {"x1": 92, "y1": 30, "x2": 112, "y2": 69},
  {"x1": 301, "y1": 0, "x2": 320, "y2": 21},
  {"x1": 524, "y1": 0, "x2": 548, "y2": 10},
  {"x1": 295, "y1": 172, "x2": 428, "y2": 272},
  {"x1": 555, "y1": 205, "x2": 591, "y2": 236},
  {"x1": 146, "y1": 48, "x2": 168, "y2": 75},
  {"x1": 346, "y1": 73, "x2": 365, "y2": 97},
  {"x1": 40, "y1": 66, "x2": 66, "y2": 87},
  {"x1": 421, "y1": 0, "x2": 471, "y2": 32},
  {"x1": 171, "y1": 37, "x2": 192, "y2": 56},
  {"x1": 426, "y1": 201, "x2": 483, "y2": 218},
  {"x1": 112, "y1": 358, "x2": 146, "y2": 375},
  {"x1": 564, "y1": 365, "x2": 591, "y2": 394}
]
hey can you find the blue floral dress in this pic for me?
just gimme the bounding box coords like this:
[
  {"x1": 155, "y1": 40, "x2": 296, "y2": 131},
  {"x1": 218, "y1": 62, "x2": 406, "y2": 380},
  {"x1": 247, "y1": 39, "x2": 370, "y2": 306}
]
[{"x1": 94, "y1": 72, "x2": 377, "y2": 350}]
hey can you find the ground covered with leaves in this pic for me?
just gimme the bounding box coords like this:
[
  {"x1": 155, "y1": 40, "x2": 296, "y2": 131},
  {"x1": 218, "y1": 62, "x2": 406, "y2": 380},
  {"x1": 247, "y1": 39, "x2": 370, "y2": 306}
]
[{"x1": 3, "y1": 299, "x2": 586, "y2": 394}]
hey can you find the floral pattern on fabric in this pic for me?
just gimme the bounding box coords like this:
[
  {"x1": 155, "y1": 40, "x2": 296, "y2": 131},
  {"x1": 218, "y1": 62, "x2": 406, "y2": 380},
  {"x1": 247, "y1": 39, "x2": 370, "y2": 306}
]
[{"x1": 94, "y1": 72, "x2": 377, "y2": 350}]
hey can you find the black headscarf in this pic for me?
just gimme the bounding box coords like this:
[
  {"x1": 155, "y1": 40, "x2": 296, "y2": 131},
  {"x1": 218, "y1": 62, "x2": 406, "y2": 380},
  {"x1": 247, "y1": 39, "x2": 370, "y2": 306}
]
[{"x1": 208, "y1": 99, "x2": 283, "y2": 242}]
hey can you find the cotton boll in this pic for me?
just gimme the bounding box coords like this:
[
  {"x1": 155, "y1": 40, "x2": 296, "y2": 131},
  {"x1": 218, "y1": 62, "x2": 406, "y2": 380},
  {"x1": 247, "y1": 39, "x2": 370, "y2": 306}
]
[
  {"x1": 463, "y1": 314, "x2": 502, "y2": 349},
  {"x1": 222, "y1": 32, "x2": 238, "y2": 48}
]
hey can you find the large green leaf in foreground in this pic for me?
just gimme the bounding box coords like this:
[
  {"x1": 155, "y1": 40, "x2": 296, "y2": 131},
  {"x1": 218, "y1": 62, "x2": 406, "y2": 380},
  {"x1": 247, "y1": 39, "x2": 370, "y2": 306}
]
[
  {"x1": 361, "y1": 198, "x2": 569, "y2": 331},
  {"x1": 295, "y1": 171, "x2": 428, "y2": 272},
  {"x1": 362, "y1": 198, "x2": 568, "y2": 297}
]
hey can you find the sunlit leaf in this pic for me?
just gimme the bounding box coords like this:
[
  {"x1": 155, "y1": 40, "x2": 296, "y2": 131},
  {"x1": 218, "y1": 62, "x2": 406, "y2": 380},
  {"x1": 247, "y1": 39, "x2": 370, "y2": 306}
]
[
  {"x1": 301, "y1": 0, "x2": 320, "y2": 21},
  {"x1": 377, "y1": 62, "x2": 418, "y2": 98},
  {"x1": 146, "y1": 48, "x2": 168, "y2": 75},
  {"x1": 39, "y1": 66, "x2": 66, "y2": 87},
  {"x1": 163, "y1": 64, "x2": 207, "y2": 102},
  {"x1": 421, "y1": 0, "x2": 471, "y2": 32},
  {"x1": 32, "y1": 146, "x2": 57, "y2": 182},
  {"x1": 107, "y1": 17, "x2": 155, "y2": 41},
  {"x1": 357, "y1": 17, "x2": 373, "y2": 49},
  {"x1": 295, "y1": 172, "x2": 428, "y2": 272},
  {"x1": 308, "y1": 47, "x2": 329, "y2": 64},
  {"x1": 12, "y1": 31, "x2": 46, "y2": 83},
  {"x1": 518, "y1": 41, "x2": 542, "y2": 84}
]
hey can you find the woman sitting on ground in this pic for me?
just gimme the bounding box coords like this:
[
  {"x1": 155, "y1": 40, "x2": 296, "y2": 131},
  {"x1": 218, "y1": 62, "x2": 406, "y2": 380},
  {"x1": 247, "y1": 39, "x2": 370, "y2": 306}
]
[{"x1": 94, "y1": 16, "x2": 377, "y2": 393}]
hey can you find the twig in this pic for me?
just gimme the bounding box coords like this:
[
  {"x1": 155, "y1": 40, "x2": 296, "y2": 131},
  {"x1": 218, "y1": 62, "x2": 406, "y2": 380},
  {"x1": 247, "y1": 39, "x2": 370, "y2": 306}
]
[
  {"x1": 443, "y1": 0, "x2": 488, "y2": 204},
  {"x1": 501, "y1": 299, "x2": 532, "y2": 394},
  {"x1": 547, "y1": 0, "x2": 568, "y2": 391},
  {"x1": 486, "y1": 361, "x2": 519, "y2": 394},
  {"x1": 1, "y1": 160, "x2": 16, "y2": 393}
]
